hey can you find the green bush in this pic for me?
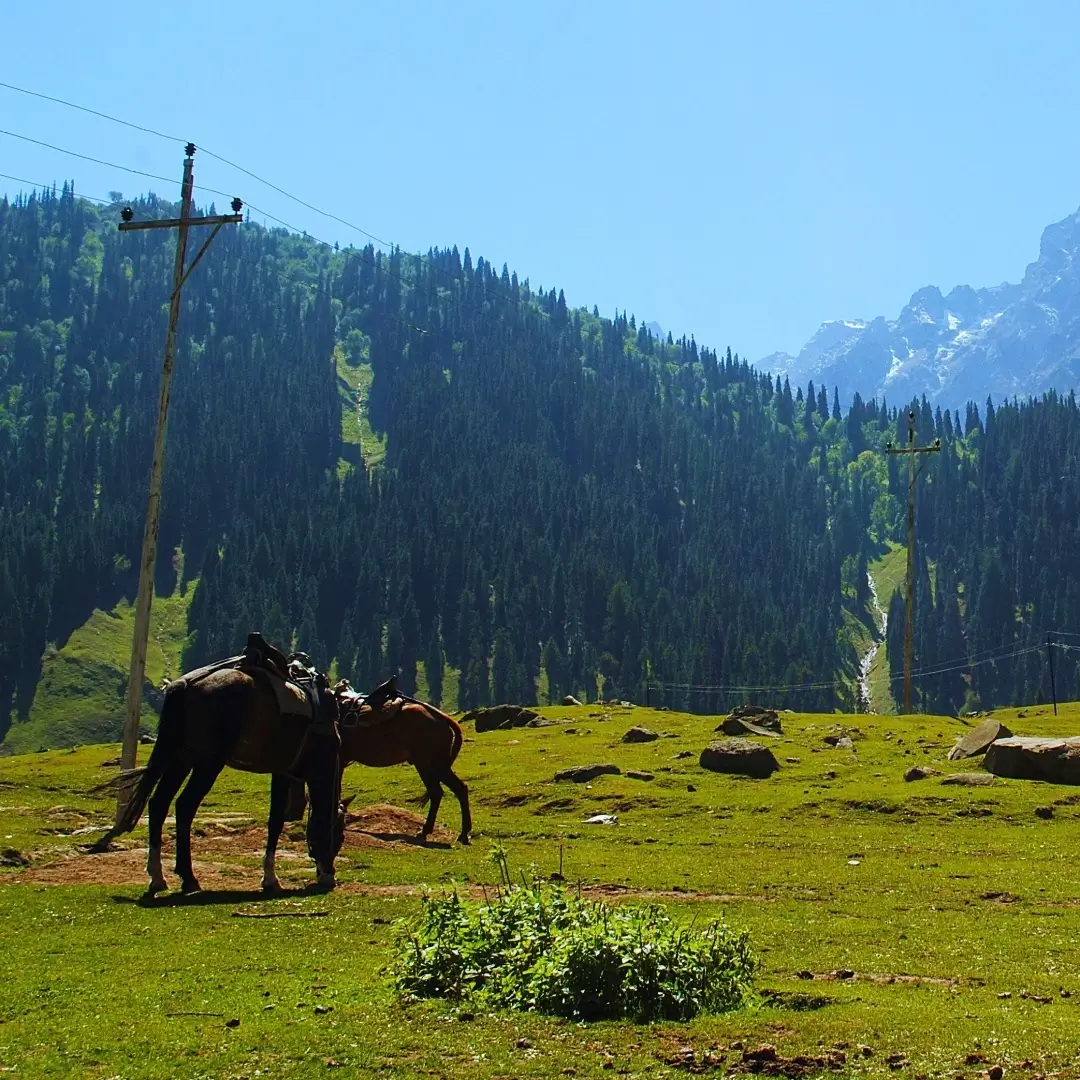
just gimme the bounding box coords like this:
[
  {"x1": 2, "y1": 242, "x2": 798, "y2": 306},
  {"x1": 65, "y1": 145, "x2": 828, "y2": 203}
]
[{"x1": 392, "y1": 864, "x2": 756, "y2": 1021}]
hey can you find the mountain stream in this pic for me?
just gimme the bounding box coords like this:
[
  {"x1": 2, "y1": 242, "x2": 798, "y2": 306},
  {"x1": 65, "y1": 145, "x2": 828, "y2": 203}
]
[{"x1": 857, "y1": 571, "x2": 887, "y2": 713}]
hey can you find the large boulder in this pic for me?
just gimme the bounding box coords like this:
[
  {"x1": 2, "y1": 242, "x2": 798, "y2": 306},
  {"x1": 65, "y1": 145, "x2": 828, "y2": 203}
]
[
  {"x1": 562, "y1": 695, "x2": 583, "y2": 706},
  {"x1": 948, "y1": 718, "x2": 1013, "y2": 760},
  {"x1": 984, "y1": 737, "x2": 1080, "y2": 784},
  {"x1": 699, "y1": 739, "x2": 780, "y2": 779},
  {"x1": 554, "y1": 763, "x2": 621, "y2": 783},
  {"x1": 622, "y1": 725, "x2": 659, "y2": 743},
  {"x1": 462, "y1": 704, "x2": 541, "y2": 732}
]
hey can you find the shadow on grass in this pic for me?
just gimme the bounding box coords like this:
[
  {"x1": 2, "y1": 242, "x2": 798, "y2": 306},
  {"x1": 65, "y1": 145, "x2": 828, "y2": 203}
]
[
  {"x1": 110, "y1": 884, "x2": 334, "y2": 908},
  {"x1": 361, "y1": 831, "x2": 452, "y2": 850}
]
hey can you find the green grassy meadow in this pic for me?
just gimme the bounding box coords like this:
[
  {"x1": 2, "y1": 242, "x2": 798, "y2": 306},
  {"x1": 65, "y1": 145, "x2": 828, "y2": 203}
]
[
  {"x1": 2, "y1": 586, "x2": 193, "y2": 756},
  {"x1": 3, "y1": 701, "x2": 1080, "y2": 1077}
]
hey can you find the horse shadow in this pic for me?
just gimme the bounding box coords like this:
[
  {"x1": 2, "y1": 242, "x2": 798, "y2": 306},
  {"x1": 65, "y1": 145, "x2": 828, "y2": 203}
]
[
  {"x1": 110, "y1": 883, "x2": 333, "y2": 908},
  {"x1": 361, "y1": 830, "x2": 452, "y2": 850}
]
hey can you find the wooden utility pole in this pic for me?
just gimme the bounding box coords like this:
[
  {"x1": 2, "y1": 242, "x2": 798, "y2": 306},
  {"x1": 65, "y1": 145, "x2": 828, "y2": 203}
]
[
  {"x1": 886, "y1": 410, "x2": 940, "y2": 713},
  {"x1": 117, "y1": 144, "x2": 243, "y2": 781}
]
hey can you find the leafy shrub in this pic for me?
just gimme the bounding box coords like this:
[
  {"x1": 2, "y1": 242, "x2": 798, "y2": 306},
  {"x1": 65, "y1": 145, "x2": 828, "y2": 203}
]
[{"x1": 392, "y1": 858, "x2": 756, "y2": 1021}]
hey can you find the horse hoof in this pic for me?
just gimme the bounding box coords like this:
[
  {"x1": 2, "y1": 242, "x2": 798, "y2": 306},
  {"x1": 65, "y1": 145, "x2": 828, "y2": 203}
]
[
  {"x1": 458, "y1": 834, "x2": 471, "y2": 846},
  {"x1": 180, "y1": 878, "x2": 202, "y2": 896},
  {"x1": 145, "y1": 881, "x2": 168, "y2": 899},
  {"x1": 261, "y1": 877, "x2": 283, "y2": 894},
  {"x1": 314, "y1": 874, "x2": 336, "y2": 892}
]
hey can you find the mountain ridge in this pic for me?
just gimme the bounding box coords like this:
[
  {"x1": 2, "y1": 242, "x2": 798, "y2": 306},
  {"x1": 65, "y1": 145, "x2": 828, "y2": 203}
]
[{"x1": 765, "y1": 204, "x2": 1080, "y2": 408}]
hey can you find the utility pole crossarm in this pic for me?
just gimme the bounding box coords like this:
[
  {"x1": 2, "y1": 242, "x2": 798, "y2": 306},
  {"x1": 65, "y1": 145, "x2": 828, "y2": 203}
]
[
  {"x1": 116, "y1": 144, "x2": 243, "y2": 798},
  {"x1": 883, "y1": 410, "x2": 941, "y2": 714},
  {"x1": 118, "y1": 213, "x2": 244, "y2": 232}
]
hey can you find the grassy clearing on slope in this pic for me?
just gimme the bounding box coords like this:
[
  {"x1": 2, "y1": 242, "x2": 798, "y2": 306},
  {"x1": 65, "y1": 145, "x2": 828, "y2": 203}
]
[
  {"x1": 3, "y1": 701, "x2": 1080, "y2": 1076},
  {"x1": 336, "y1": 346, "x2": 386, "y2": 472},
  {"x1": 865, "y1": 543, "x2": 906, "y2": 714},
  {"x1": 2, "y1": 586, "x2": 193, "y2": 756}
]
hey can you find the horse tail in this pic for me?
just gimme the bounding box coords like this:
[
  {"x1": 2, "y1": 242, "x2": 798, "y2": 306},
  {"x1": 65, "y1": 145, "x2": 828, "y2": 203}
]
[{"x1": 89, "y1": 681, "x2": 187, "y2": 849}]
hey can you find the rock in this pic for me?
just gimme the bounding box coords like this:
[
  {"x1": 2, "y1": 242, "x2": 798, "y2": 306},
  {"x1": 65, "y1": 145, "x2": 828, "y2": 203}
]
[
  {"x1": 584, "y1": 814, "x2": 618, "y2": 825},
  {"x1": 940, "y1": 772, "x2": 995, "y2": 786},
  {"x1": 526, "y1": 717, "x2": 560, "y2": 727},
  {"x1": 225, "y1": 1018, "x2": 240, "y2": 1028},
  {"x1": 686, "y1": 783, "x2": 696, "y2": 792},
  {"x1": 699, "y1": 739, "x2": 780, "y2": 779},
  {"x1": 719, "y1": 717, "x2": 781, "y2": 738},
  {"x1": 626, "y1": 770, "x2": 655, "y2": 781},
  {"x1": 984, "y1": 736, "x2": 1080, "y2": 784},
  {"x1": 904, "y1": 766, "x2": 941, "y2": 782},
  {"x1": 823, "y1": 733, "x2": 855, "y2": 749},
  {"x1": 562, "y1": 695, "x2": 582, "y2": 706},
  {"x1": 621, "y1": 725, "x2": 659, "y2": 743},
  {"x1": 554, "y1": 763, "x2": 621, "y2": 783},
  {"x1": 516, "y1": 1038, "x2": 534, "y2": 1050},
  {"x1": 786, "y1": 756, "x2": 801, "y2": 764},
  {"x1": 1035, "y1": 805, "x2": 1054, "y2": 819},
  {"x1": 0, "y1": 848, "x2": 29, "y2": 868},
  {"x1": 563, "y1": 728, "x2": 578, "y2": 735},
  {"x1": 948, "y1": 718, "x2": 1013, "y2": 760},
  {"x1": 463, "y1": 704, "x2": 542, "y2": 732},
  {"x1": 674, "y1": 750, "x2": 694, "y2": 759},
  {"x1": 722, "y1": 706, "x2": 782, "y2": 733}
]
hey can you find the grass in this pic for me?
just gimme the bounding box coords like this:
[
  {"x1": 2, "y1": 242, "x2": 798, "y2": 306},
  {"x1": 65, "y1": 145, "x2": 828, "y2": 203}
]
[
  {"x1": 1, "y1": 585, "x2": 193, "y2": 756},
  {"x1": 336, "y1": 346, "x2": 386, "y2": 472},
  {"x1": 3, "y1": 699, "x2": 1080, "y2": 1075}
]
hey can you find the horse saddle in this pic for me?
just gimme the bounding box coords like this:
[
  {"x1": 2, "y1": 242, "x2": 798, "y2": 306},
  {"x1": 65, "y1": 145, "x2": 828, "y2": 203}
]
[{"x1": 334, "y1": 675, "x2": 405, "y2": 727}]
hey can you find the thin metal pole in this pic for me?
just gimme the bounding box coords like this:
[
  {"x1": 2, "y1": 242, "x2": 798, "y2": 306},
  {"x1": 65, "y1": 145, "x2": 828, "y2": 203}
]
[
  {"x1": 904, "y1": 415, "x2": 915, "y2": 713},
  {"x1": 1047, "y1": 635, "x2": 1058, "y2": 716},
  {"x1": 119, "y1": 152, "x2": 195, "y2": 775}
]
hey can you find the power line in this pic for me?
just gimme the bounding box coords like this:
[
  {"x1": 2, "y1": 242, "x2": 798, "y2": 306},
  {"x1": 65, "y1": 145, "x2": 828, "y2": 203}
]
[
  {"x1": 0, "y1": 127, "x2": 182, "y2": 188},
  {"x1": 0, "y1": 172, "x2": 113, "y2": 205},
  {"x1": 0, "y1": 78, "x2": 394, "y2": 251},
  {"x1": 0, "y1": 82, "x2": 607, "y2": 329},
  {"x1": 0, "y1": 80, "x2": 187, "y2": 146}
]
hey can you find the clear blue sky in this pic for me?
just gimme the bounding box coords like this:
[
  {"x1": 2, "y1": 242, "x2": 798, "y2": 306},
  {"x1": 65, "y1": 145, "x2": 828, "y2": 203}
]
[{"x1": 4, "y1": 1, "x2": 1080, "y2": 362}]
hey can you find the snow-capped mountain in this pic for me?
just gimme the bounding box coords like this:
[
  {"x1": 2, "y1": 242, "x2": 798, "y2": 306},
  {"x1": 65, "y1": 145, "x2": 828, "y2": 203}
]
[{"x1": 763, "y1": 205, "x2": 1080, "y2": 408}]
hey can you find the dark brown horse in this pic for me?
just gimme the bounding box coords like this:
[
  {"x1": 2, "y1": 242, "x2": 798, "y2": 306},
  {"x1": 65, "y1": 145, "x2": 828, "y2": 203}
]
[
  {"x1": 94, "y1": 667, "x2": 343, "y2": 895},
  {"x1": 334, "y1": 679, "x2": 472, "y2": 844}
]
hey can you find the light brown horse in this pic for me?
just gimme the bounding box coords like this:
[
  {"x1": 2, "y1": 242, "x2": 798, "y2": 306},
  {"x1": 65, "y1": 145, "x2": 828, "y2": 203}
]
[
  {"x1": 333, "y1": 677, "x2": 472, "y2": 844},
  {"x1": 93, "y1": 666, "x2": 344, "y2": 895}
]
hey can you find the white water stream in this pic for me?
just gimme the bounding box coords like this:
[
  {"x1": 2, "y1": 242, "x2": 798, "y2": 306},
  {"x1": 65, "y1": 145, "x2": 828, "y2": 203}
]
[{"x1": 857, "y1": 570, "x2": 888, "y2": 713}]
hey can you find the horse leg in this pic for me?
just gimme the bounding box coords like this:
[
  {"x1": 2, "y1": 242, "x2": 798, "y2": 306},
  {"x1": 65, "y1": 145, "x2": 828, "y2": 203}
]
[
  {"x1": 173, "y1": 760, "x2": 224, "y2": 894},
  {"x1": 442, "y1": 768, "x2": 472, "y2": 845},
  {"x1": 304, "y1": 749, "x2": 340, "y2": 891},
  {"x1": 417, "y1": 768, "x2": 443, "y2": 838},
  {"x1": 262, "y1": 774, "x2": 290, "y2": 892},
  {"x1": 145, "y1": 763, "x2": 190, "y2": 895}
]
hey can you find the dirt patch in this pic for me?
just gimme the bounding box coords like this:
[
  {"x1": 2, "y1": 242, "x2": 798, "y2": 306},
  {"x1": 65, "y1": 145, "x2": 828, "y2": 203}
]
[
  {"x1": 344, "y1": 804, "x2": 455, "y2": 846},
  {"x1": 796, "y1": 969, "x2": 957, "y2": 988},
  {"x1": 7, "y1": 804, "x2": 456, "y2": 889}
]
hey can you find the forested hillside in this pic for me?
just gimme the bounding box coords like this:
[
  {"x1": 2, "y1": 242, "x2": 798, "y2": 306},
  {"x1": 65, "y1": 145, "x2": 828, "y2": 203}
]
[{"x1": 1, "y1": 185, "x2": 1079, "y2": 748}]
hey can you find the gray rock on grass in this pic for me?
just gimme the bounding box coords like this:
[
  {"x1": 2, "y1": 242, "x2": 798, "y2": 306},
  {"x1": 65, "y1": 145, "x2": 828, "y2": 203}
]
[
  {"x1": 699, "y1": 738, "x2": 780, "y2": 779},
  {"x1": 622, "y1": 726, "x2": 659, "y2": 743},
  {"x1": 554, "y1": 763, "x2": 621, "y2": 783},
  {"x1": 948, "y1": 718, "x2": 1012, "y2": 761},
  {"x1": 984, "y1": 736, "x2": 1080, "y2": 785}
]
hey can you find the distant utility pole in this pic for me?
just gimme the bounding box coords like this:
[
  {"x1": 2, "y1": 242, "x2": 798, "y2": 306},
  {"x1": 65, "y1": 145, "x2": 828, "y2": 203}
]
[
  {"x1": 886, "y1": 410, "x2": 940, "y2": 714},
  {"x1": 117, "y1": 144, "x2": 243, "y2": 781}
]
